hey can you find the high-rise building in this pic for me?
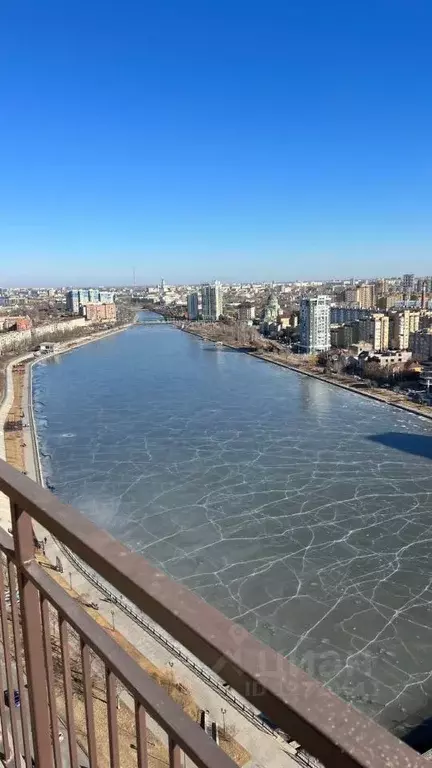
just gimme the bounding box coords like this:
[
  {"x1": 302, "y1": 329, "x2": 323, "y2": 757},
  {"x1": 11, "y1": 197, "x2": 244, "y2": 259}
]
[
  {"x1": 402, "y1": 273, "x2": 415, "y2": 297},
  {"x1": 343, "y1": 323, "x2": 356, "y2": 347},
  {"x1": 330, "y1": 325, "x2": 343, "y2": 348},
  {"x1": 187, "y1": 292, "x2": 199, "y2": 320},
  {"x1": 419, "y1": 311, "x2": 432, "y2": 330},
  {"x1": 357, "y1": 283, "x2": 376, "y2": 309},
  {"x1": 377, "y1": 294, "x2": 403, "y2": 311},
  {"x1": 410, "y1": 311, "x2": 421, "y2": 335},
  {"x1": 391, "y1": 310, "x2": 419, "y2": 349},
  {"x1": 330, "y1": 307, "x2": 370, "y2": 324},
  {"x1": 238, "y1": 303, "x2": 256, "y2": 322},
  {"x1": 66, "y1": 289, "x2": 79, "y2": 314},
  {"x1": 88, "y1": 288, "x2": 99, "y2": 302},
  {"x1": 344, "y1": 287, "x2": 359, "y2": 305},
  {"x1": 78, "y1": 289, "x2": 90, "y2": 306},
  {"x1": 299, "y1": 295, "x2": 331, "y2": 354},
  {"x1": 366, "y1": 315, "x2": 390, "y2": 352},
  {"x1": 376, "y1": 278, "x2": 388, "y2": 296},
  {"x1": 409, "y1": 328, "x2": 432, "y2": 360},
  {"x1": 99, "y1": 291, "x2": 114, "y2": 303},
  {"x1": 201, "y1": 282, "x2": 223, "y2": 321}
]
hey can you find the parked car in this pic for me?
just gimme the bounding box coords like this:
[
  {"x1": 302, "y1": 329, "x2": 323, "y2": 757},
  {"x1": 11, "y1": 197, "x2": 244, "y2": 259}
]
[{"x1": 4, "y1": 689, "x2": 20, "y2": 707}]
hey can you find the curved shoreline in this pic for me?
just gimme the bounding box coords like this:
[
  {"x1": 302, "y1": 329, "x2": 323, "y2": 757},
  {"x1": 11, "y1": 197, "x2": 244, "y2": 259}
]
[
  {"x1": 0, "y1": 325, "x2": 131, "y2": 527},
  {"x1": 13, "y1": 321, "x2": 431, "y2": 756},
  {"x1": 184, "y1": 328, "x2": 432, "y2": 423},
  {"x1": 25, "y1": 327, "x2": 287, "y2": 762}
]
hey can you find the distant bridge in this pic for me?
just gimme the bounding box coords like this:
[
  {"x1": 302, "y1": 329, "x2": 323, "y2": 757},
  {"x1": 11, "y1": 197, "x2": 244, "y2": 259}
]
[{"x1": 134, "y1": 318, "x2": 180, "y2": 326}]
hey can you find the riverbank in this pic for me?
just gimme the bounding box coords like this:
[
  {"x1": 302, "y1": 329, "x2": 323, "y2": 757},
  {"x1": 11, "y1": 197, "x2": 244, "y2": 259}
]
[
  {"x1": 0, "y1": 323, "x2": 133, "y2": 487},
  {"x1": 184, "y1": 325, "x2": 432, "y2": 422},
  {"x1": 0, "y1": 329, "x2": 298, "y2": 767},
  {"x1": 20, "y1": 319, "x2": 432, "y2": 746}
]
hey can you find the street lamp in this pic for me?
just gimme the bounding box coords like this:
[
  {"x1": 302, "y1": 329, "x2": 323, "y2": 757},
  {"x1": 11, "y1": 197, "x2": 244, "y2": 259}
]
[{"x1": 220, "y1": 708, "x2": 227, "y2": 735}]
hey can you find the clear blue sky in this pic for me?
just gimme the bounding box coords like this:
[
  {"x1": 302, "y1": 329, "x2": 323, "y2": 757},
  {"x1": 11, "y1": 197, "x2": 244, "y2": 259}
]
[{"x1": 1, "y1": 1, "x2": 431, "y2": 286}]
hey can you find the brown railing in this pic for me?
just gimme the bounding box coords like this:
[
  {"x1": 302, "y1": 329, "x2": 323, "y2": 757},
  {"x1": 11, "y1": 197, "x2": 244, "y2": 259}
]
[{"x1": 0, "y1": 456, "x2": 427, "y2": 768}]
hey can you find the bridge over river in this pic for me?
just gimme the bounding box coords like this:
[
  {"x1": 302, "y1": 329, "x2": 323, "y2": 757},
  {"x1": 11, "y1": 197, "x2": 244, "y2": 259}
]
[{"x1": 134, "y1": 318, "x2": 176, "y2": 325}]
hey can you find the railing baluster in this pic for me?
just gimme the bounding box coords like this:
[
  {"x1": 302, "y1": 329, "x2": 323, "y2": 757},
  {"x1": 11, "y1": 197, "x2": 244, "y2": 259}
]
[
  {"x1": 169, "y1": 737, "x2": 182, "y2": 768},
  {"x1": 0, "y1": 554, "x2": 20, "y2": 763},
  {"x1": 40, "y1": 595, "x2": 62, "y2": 768},
  {"x1": 59, "y1": 616, "x2": 79, "y2": 768},
  {"x1": 135, "y1": 700, "x2": 148, "y2": 768},
  {"x1": 105, "y1": 668, "x2": 120, "y2": 768},
  {"x1": 81, "y1": 640, "x2": 98, "y2": 767},
  {"x1": 8, "y1": 559, "x2": 34, "y2": 766},
  {"x1": 0, "y1": 556, "x2": 12, "y2": 764},
  {"x1": 10, "y1": 501, "x2": 53, "y2": 767},
  {"x1": 1, "y1": 455, "x2": 429, "y2": 768}
]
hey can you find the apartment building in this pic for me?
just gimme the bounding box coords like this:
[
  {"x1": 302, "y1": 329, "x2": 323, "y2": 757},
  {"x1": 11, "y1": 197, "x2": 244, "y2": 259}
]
[{"x1": 358, "y1": 314, "x2": 389, "y2": 351}]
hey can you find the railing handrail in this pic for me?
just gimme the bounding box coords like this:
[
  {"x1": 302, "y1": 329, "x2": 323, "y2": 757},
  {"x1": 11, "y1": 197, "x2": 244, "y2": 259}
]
[
  {"x1": 0, "y1": 457, "x2": 427, "y2": 768},
  {"x1": 25, "y1": 559, "x2": 236, "y2": 768}
]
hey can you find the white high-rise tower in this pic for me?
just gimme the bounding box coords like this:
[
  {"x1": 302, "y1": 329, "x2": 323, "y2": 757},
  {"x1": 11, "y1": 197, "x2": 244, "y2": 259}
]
[
  {"x1": 300, "y1": 295, "x2": 331, "y2": 354},
  {"x1": 201, "y1": 282, "x2": 223, "y2": 321}
]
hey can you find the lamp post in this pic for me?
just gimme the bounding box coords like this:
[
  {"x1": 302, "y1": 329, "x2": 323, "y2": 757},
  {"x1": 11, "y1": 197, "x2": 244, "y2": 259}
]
[{"x1": 220, "y1": 708, "x2": 227, "y2": 735}]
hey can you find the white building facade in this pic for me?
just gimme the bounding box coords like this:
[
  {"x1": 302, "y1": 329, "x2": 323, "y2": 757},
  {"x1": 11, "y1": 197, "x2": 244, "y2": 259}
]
[
  {"x1": 300, "y1": 295, "x2": 331, "y2": 354},
  {"x1": 201, "y1": 282, "x2": 223, "y2": 321}
]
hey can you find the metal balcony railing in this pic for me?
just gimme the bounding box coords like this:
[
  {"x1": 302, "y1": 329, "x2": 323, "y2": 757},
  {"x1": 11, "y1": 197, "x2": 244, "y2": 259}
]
[{"x1": 0, "y1": 456, "x2": 427, "y2": 768}]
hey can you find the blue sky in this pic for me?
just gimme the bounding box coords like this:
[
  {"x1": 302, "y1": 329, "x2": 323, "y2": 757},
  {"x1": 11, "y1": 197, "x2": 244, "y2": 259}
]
[{"x1": 1, "y1": 0, "x2": 431, "y2": 286}]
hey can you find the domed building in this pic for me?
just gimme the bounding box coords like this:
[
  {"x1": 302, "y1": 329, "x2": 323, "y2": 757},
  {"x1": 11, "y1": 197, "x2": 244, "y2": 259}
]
[{"x1": 263, "y1": 292, "x2": 280, "y2": 322}]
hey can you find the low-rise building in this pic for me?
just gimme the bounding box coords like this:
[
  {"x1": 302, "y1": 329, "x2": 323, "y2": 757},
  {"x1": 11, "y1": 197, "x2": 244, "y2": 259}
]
[
  {"x1": 36, "y1": 342, "x2": 57, "y2": 354},
  {"x1": 349, "y1": 342, "x2": 373, "y2": 356},
  {"x1": 368, "y1": 350, "x2": 412, "y2": 368},
  {"x1": 1, "y1": 316, "x2": 32, "y2": 331}
]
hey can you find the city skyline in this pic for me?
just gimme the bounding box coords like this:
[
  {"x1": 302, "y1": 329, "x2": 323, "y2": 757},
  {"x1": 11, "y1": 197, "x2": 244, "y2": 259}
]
[
  {"x1": 1, "y1": 2, "x2": 432, "y2": 284},
  {"x1": 2, "y1": 271, "x2": 432, "y2": 290}
]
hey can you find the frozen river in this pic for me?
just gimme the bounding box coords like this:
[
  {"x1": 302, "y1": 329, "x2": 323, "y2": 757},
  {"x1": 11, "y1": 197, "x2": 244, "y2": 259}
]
[{"x1": 33, "y1": 317, "x2": 432, "y2": 737}]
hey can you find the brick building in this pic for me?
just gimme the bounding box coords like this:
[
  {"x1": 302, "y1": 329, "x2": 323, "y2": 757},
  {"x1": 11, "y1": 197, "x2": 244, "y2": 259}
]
[
  {"x1": 83, "y1": 303, "x2": 117, "y2": 322},
  {"x1": 1, "y1": 315, "x2": 32, "y2": 331}
]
